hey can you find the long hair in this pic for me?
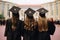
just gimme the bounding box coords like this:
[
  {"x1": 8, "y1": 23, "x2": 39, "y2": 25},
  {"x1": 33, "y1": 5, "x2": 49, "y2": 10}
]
[
  {"x1": 24, "y1": 16, "x2": 37, "y2": 31},
  {"x1": 12, "y1": 15, "x2": 19, "y2": 26},
  {"x1": 37, "y1": 16, "x2": 48, "y2": 32}
]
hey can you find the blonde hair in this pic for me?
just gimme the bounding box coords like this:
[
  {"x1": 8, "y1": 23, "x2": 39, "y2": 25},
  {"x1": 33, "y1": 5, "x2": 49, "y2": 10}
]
[
  {"x1": 24, "y1": 16, "x2": 37, "y2": 31},
  {"x1": 37, "y1": 16, "x2": 48, "y2": 32}
]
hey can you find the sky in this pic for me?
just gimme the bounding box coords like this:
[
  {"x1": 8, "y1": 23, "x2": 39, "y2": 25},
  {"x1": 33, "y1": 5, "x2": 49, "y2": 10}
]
[{"x1": 2, "y1": 0, "x2": 55, "y2": 5}]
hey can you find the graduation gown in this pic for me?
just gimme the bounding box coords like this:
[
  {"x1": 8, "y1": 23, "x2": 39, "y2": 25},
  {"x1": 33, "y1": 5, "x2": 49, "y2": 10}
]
[
  {"x1": 4, "y1": 19, "x2": 23, "y2": 40},
  {"x1": 22, "y1": 22, "x2": 38, "y2": 40},
  {"x1": 0, "y1": 19, "x2": 2, "y2": 25},
  {"x1": 37, "y1": 21, "x2": 55, "y2": 40}
]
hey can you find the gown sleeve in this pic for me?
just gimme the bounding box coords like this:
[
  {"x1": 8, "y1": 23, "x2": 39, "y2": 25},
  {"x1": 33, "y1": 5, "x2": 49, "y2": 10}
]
[
  {"x1": 4, "y1": 19, "x2": 10, "y2": 36},
  {"x1": 19, "y1": 20, "x2": 24, "y2": 36},
  {"x1": 48, "y1": 21, "x2": 56, "y2": 35}
]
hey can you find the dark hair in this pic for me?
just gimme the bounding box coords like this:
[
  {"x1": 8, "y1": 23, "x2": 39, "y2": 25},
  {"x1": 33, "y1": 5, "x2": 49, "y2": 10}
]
[{"x1": 12, "y1": 13, "x2": 19, "y2": 18}]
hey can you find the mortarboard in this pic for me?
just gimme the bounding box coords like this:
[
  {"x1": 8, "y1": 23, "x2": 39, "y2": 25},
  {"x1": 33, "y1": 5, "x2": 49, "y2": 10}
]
[
  {"x1": 9, "y1": 6, "x2": 21, "y2": 17},
  {"x1": 24, "y1": 8, "x2": 35, "y2": 17},
  {"x1": 37, "y1": 8, "x2": 48, "y2": 17}
]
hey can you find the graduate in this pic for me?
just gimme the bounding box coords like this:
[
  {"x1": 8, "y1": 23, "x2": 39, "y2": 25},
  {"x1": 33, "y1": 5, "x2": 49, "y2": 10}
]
[
  {"x1": 37, "y1": 8, "x2": 56, "y2": 40},
  {"x1": 22, "y1": 8, "x2": 38, "y2": 40},
  {"x1": 4, "y1": 6, "x2": 23, "y2": 40}
]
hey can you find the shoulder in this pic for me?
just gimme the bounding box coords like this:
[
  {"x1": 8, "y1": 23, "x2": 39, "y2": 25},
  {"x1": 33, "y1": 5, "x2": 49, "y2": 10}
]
[
  {"x1": 6, "y1": 19, "x2": 11, "y2": 23},
  {"x1": 47, "y1": 20, "x2": 55, "y2": 27},
  {"x1": 18, "y1": 20, "x2": 24, "y2": 23},
  {"x1": 17, "y1": 20, "x2": 24, "y2": 25},
  {"x1": 48, "y1": 21, "x2": 54, "y2": 25},
  {"x1": 47, "y1": 20, "x2": 55, "y2": 28}
]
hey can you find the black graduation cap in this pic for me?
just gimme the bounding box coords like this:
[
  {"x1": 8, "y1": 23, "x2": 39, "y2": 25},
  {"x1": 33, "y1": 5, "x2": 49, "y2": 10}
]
[
  {"x1": 9, "y1": 6, "x2": 21, "y2": 17},
  {"x1": 37, "y1": 8, "x2": 48, "y2": 17},
  {"x1": 24, "y1": 8, "x2": 35, "y2": 16}
]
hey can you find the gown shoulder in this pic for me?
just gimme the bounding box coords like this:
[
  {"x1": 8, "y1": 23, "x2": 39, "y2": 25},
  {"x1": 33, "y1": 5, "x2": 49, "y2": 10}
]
[{"x1": 48, "y1": 21, "x2": 56, "y2": 35}]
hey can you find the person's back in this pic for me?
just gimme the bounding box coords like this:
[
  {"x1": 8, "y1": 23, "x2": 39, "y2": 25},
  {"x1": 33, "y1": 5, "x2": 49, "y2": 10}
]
[
  {"x1": 37, "y1": 20, "x2": 55, "y2": 40},
  {"x1": 22, "y1": 8, "x2": 37, "y2": 40},
  {"x1": 36, "y1": 8, "x2": 55, "y2": 40},
  {"x1": 4, "y1": 6, "x2": 22, "y2": 40},
  {"x1": 4, "y1": 19, "x2": 24, "y2": 40}
]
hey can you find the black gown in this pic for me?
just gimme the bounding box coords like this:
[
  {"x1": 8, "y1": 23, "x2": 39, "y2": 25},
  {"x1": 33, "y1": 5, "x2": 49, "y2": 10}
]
[
  {"x1": 37, "y1": 21, "x2": 55, "y2": 40},
  {"x1": 4, "y1": 19, "x2": 23, "y2": 40},
  {"x1": 22, "y1": 22, "x2": 38, "y2": 40}
]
